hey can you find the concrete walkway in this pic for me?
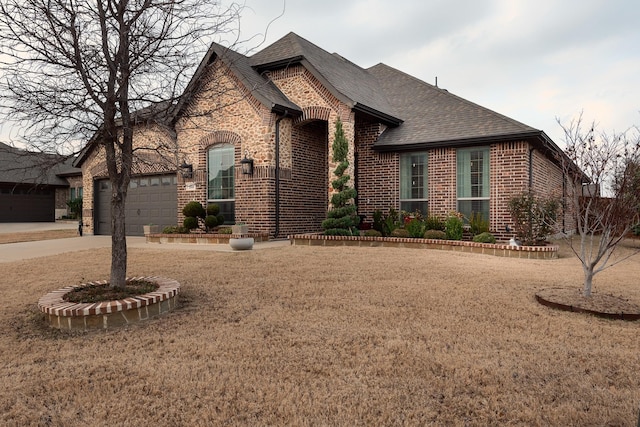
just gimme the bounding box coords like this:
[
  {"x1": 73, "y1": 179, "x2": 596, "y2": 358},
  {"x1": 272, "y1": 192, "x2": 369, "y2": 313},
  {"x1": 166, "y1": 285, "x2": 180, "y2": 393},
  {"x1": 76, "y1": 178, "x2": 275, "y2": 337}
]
[{"x1": 0, "y1": 222, "x2": 290, "y2": 262}]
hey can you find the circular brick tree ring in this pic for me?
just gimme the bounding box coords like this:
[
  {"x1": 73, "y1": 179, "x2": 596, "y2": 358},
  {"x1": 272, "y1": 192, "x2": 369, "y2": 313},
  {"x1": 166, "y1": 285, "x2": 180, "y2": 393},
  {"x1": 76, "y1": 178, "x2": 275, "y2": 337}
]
[
  {"x1": 38, "y1": 276, "x2": 180, "y2": 330},
  {"x1": 536, "y1": 287, "x2": 640, "y2": 321}
]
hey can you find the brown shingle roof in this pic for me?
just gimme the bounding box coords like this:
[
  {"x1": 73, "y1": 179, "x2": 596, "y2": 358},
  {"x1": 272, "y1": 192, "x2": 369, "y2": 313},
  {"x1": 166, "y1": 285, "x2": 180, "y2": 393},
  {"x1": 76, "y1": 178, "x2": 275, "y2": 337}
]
[
  {"x1": 251, "y1": 32, "x2": 401, "y2": 125},
  {"x1": 367, "y1": 63, "x2": 541, "y2": 150}
]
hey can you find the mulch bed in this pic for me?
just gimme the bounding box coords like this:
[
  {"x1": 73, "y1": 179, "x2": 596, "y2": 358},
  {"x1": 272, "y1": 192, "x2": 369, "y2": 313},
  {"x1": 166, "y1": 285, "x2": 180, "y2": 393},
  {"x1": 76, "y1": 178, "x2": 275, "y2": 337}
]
[{"x1": 536, "y1": 287, "x2": 640, "y2": 321}]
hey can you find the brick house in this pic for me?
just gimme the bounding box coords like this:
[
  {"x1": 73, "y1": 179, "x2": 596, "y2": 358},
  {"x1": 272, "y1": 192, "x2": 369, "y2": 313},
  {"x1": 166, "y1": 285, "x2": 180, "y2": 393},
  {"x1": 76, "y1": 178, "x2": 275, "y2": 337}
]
[
  {"x1": 74, "y1": 32, "x2": 570, "y2": 238},
  {"x1": 0, "y1": 142, "x2": 81, "y2": 222}
]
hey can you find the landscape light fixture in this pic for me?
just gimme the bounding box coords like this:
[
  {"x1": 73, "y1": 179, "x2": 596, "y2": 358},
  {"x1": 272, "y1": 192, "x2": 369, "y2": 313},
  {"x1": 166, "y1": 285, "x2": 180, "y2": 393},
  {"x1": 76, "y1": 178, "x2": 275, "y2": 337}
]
[{"x1": 179, "y1": 160, "x2": 193, "y2": 179}]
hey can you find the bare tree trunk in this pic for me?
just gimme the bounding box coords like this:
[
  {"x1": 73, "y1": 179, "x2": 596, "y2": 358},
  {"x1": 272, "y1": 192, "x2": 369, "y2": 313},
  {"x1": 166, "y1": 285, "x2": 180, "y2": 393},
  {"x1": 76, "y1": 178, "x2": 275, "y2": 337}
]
[
  {"x1": 110, "y1": 182, "x2": 127, "y2": 289},
  {"x1": 582, "y1": 265, "x2": 594, "y2": 297}
]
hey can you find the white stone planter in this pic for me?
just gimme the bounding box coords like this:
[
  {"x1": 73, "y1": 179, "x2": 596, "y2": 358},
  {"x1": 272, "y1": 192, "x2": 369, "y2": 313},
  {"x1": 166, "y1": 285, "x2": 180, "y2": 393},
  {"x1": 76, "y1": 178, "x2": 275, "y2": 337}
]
[{"x1": 229, "y1": 237, "x2": 254, "y2": 250}]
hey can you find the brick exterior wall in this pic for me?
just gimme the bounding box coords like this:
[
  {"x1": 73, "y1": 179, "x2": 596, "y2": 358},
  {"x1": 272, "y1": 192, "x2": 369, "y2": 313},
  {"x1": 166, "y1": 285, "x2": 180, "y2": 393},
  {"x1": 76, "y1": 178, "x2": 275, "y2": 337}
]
[
  {"x1": 490, "y1": 141, "x2": 529, "y2": 238},
  {"x1": 355, "y1": 117, "x2": 398, "y2": 225},
  {"x1": 77, "y1": 55, "x2": 573, "y2": 241},
  {"x1": 428, "y1": 147, "x2": 457, "y2": 218},
  {"x1": 278, "y1": 120, "x2": 328, "y2": 235}
]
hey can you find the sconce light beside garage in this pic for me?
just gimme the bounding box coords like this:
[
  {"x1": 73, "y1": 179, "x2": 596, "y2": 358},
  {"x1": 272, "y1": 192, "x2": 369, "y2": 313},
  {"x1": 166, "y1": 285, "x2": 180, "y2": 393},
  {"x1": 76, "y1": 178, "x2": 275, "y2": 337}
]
[
  {"x1": 240, "y1": 154, "x2": 254, "y2": 175},
  {"x1": 179, "y1": 161, "x2": 193, "y2": 179}
]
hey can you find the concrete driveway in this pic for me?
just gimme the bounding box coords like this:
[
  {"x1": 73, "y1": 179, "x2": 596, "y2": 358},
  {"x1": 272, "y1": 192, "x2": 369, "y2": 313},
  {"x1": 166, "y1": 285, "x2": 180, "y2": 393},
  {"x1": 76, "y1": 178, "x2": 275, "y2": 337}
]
[{"x1": 0, "y1": 221, "x2": 289, "y2": 262}]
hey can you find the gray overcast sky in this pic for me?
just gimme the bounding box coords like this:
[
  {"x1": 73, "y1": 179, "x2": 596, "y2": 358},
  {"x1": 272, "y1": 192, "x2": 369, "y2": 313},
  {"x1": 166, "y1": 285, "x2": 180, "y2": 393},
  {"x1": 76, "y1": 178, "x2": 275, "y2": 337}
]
[
  {"x1": 233, "y1": 0, "x2": 640, "y2": 146},
  {"x1": 1, "y1": 0, "x2": 637, "y2": 148}
]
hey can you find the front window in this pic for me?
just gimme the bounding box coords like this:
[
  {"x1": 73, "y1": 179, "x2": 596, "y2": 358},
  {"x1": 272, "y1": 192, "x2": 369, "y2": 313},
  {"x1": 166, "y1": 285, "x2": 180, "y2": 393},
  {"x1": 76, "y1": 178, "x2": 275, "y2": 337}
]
[
  {"x1": 400, "y1": 152, "x2": 428, "y2": 214},
  {"x1": 70, "y1": 187, "x2": 83, "y2": 200},
  {"x1": 457, "y1": 147, "x2": 489, "y2": 221},
  {"x1": 207, "y1": 144, "x2": 235, "y2": 223}
]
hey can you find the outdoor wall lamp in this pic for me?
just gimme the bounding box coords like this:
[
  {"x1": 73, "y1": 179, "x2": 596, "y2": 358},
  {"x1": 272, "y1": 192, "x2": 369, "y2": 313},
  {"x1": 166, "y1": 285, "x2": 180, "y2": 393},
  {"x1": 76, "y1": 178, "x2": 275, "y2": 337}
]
[
  {"x1": 240, "y1": 154, "x2": 254, "y2": 175},
  {"x1": 179, "y1": 161, "x2": 193, "y2": 179}
]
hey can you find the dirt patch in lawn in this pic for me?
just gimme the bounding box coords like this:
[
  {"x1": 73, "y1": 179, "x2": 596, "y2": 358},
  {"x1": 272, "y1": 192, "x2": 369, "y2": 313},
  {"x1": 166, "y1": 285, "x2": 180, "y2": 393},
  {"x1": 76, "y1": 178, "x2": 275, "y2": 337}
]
[
  {"x1": 1, "y1": 240, "x2": 639, "y2": 425},
  {"x1": 0, "y1": 229, "x2": 78, "y2": 244}
]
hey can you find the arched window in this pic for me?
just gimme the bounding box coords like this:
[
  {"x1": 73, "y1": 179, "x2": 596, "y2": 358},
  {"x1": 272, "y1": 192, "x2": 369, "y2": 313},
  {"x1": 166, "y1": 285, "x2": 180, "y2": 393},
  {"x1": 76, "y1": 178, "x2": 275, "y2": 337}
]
[{"x1": 207, "y1": 144, "x2": 234, "y2": 223}]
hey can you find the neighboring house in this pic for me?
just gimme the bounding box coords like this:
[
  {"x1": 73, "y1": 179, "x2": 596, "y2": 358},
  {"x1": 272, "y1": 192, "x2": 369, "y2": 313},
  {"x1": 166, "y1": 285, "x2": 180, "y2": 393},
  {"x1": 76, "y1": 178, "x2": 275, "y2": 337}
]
[
  {"x1": 0, "y1": 142, "x2": 81, "y2": 222},
  {"x1": 74, "y1": 32, "x2": 572, "y2": 238}
]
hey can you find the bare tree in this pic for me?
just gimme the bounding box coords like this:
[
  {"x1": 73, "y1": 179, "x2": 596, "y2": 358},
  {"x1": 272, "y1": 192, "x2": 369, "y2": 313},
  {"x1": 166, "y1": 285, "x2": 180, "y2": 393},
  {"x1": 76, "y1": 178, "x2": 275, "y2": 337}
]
[
  {"x1": 0, "y1": 0, "x2": 243, "y2": 288},
  {"x1": 558, "y1": 113, "x2": 640, "y2": 297}
]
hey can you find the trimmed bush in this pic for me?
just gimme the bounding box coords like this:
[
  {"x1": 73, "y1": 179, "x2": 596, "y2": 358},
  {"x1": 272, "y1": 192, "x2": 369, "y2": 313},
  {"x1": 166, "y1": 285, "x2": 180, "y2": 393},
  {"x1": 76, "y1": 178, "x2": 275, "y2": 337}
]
[
  {"x1": 204, "y1": 215, "x2": 218, "y2": 229},
  {"x1": 206, "y1": 203, "x2": 220, "y2": 216},
  {"x1": 216, "y1": 213, "x2": 225, "y2": 226},
  {"x1": 364, "y1": 229, "x2": 382, "y2": 237},
  {"x1": 217, "y1": 227, "x2": 232, "y2": 234},
  {"x1": 182, "y1": 201, "x2": 206, "y2": 218},
  {"x1": 423, "y1": 229, "x2": 446, "y2": 240},
  {"x1": 390, "y1": 228, "x2": 410, "y2": 238},
  {"x1": 473, "y1": 232, "x2": 496, "y2": 244},
  {"x1": 183, "y1": 216, "x2": 198, "y2": 230}
]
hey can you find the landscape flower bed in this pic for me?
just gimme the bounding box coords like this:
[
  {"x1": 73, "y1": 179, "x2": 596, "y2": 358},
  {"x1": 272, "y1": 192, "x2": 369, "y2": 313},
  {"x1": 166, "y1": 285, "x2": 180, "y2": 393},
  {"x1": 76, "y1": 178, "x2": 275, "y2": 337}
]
[{"x1": 289, "y1": 234, "x2": 558, "y2": 259}]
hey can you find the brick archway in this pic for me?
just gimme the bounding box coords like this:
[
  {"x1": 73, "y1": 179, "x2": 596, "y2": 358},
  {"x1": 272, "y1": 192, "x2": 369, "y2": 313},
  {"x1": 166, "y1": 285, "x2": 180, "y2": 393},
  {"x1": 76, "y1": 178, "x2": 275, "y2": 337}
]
[{"x1": 294, "y1": 106, "x2": 332, "y2": 126}]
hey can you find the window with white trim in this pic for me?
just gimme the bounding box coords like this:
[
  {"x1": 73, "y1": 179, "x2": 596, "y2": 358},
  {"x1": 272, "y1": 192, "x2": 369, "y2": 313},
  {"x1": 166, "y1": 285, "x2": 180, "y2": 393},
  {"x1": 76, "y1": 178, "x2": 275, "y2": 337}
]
[
  {"x1": 457, "y1": 147, "x2": 489, "y2": 221},
  {"x1": 400, "y1": 152, "x2": 428, "y2": 214}
]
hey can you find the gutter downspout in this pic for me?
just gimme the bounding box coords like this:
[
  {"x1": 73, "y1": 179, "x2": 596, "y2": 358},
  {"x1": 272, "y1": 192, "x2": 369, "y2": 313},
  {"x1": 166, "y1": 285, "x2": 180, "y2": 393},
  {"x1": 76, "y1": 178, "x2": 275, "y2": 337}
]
[
  {"x1": 274, "y1": 110, "x2": 289, "y2": 238},
  {"x1": 529, "y1": 147, "x2": 535, "y2": 190}
]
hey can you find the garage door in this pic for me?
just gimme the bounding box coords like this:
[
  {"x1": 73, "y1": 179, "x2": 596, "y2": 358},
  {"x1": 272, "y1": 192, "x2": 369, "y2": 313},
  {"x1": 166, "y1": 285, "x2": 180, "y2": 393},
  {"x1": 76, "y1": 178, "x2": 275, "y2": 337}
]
[
  {"x1": 95, "y1": 175, "x2": 177, "y2": 236},
  {"x1": 0, "y1": 184, "x2": 55, "y2": 222}
]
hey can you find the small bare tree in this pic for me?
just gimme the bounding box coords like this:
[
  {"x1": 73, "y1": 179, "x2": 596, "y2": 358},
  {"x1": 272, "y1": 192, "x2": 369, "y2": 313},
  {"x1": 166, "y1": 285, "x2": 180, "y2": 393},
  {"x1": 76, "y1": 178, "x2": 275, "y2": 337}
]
[
  {"x1": 559, "y1": 113, "x2": 640, "y2": 297},
  {"x1": 0, "y1": 0, "x2": 243, "y2": 288}
]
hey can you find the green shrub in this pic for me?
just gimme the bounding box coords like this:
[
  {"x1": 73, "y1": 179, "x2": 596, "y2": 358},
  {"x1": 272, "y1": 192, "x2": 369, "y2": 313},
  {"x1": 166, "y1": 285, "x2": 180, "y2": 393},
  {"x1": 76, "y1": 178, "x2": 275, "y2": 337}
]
[
  {"x1": 508, "y1": 192, "x2": 559, "y2": 245},
  {"x1": 183, "y1": 216, "x2": 198, "y2": 230},
  {"x1": 469, "y1": 212, "x2": 489, "y2": 236},
  {"x1": 372, "y1": 210, "x2": 385, "y2": 234},
  {"x1": 405, "y1": 218, "x2": 425, "y2": 238},
  {"x1": 182, "y1": 201, "x2": 206, "y2": 218},
  {"x1": 364, "y1": 229, "x2": 382, "y2": 237},
  {"x1": 385, "y1": 209, "x2": 401, "y2": 235},
  {"x1": 218, "y1": 227, "x2": 232, "y2": 234},
  {"x1": 206, "y1": 203, "x2": 220, "y2": 216},
  {"x1": 216, "y1": 213, "x2": 225, "y2": 225},
  {"x1": 473, "y1": 232, "x2": 496, "y2": 244},
  {"x1": 162, "y1": 225, "x2": 188, "y2": 234},
  {"x1": 445, "y1": 213, "x2": 464, "y2": 240},
  {"x1": 390, "y1": 228, "x2": 410, "y2": 238},
  {"x1": 204, "y1": 215, "x2": 218, "y2": 229},
  {"x1": 423, "y1": 229, "x2": 446, "y2": 240},
  {"x1": 633, "y1": 223, "x2": 640, "y2": 236},
  {"x1": 66, "y1": 197, "x2": 83, "y2": 219},
  {"x1": 424, "y1": 215, "x2": 445, "y2": 231}
]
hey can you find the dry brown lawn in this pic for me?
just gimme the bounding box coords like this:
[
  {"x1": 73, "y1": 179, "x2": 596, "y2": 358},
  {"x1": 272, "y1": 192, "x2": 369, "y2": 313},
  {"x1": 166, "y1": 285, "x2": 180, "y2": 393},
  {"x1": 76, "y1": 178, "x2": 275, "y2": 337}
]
[
  {"x1": 1, "y1": 239, "x2": 640, "y2": 426},
  {"x1": 0, "y1": 229, "x2": 78, "y2": 244}
]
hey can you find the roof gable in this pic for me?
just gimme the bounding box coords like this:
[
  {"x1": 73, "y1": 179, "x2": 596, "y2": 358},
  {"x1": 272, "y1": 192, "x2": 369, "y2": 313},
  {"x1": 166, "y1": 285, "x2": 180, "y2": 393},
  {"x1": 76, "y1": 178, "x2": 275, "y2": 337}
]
[
  {"x1": 251, "y1": 32, "x2": 401, "y2": 125},
  {"x1": 368, "y1": 63, "x2": 540, "y2": 150}
]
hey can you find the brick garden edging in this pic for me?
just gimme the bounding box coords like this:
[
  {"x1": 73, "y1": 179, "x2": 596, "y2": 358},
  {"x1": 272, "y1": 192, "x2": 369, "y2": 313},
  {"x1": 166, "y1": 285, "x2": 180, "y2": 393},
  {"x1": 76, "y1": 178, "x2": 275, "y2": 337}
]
[
  {"x1": 289, "y1": 234, "x2": 559, "y2": 259},
  {"x1": 38, "y1": 276, "x2": 180, "y2": 331},
  {"x1": 146, "y1": 232, "x2": 269, "y2": 244}
]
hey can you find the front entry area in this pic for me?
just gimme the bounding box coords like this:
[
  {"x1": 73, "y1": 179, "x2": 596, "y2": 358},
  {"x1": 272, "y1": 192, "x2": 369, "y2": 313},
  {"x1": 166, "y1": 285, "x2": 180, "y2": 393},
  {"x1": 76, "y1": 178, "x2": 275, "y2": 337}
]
[{"x1": 94, "y1": 175, "x2": 177, "y2": 236}]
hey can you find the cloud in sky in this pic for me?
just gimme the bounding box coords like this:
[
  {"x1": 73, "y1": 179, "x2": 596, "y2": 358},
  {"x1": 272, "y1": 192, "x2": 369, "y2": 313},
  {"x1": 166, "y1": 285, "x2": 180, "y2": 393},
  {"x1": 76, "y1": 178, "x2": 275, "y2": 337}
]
[
  {"x1": 236, "y1": 0, "x2": 640, "y2": 145},
  {"x1": 1, "y1": 0, "x2": 637, "y2": 149}
]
